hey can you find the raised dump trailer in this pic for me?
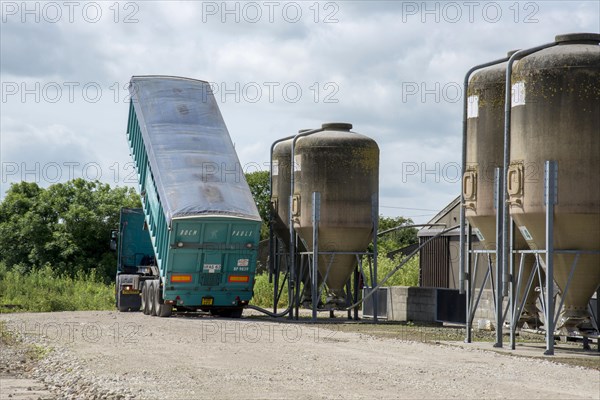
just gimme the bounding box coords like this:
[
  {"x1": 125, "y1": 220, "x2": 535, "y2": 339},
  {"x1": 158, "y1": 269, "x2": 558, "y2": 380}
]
[{"x1": 116, "y1": 75, "x2": 262, "y2": 318}]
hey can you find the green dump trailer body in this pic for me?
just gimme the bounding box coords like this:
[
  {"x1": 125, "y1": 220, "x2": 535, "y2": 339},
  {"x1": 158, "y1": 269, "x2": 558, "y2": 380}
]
[{"x1": 121, "y1": 75, "x2": 261, "y2": 316}]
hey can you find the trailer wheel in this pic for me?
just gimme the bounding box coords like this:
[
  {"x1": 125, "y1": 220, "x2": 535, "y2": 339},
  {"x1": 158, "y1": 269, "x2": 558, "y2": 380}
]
[
  {"x1": 219, "y1": 308, "x2": 244, "y2": 319},
  {"x1": 157, "y1": 303, "x2": 173, "y2": 318},
  {"x1": 154, "y1": 280, "x2": 172, "y2": 318},
  {"x1": 141, "y1": 282, "x2": 150, "y2": 315}
]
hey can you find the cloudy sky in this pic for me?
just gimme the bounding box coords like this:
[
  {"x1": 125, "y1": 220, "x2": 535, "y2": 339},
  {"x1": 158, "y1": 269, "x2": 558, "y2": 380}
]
[{"x1": 1, "y1": 1, "x2": 598, "y2": 223}]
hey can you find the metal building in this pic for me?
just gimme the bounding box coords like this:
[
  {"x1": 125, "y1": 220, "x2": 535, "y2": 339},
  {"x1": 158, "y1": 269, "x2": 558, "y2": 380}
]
[
  {"x1": 418, "y1": 196, "x2": 501, "y2": 324},
  {"x1": 418, "y1": 197, "x2": 489, "y2": 290}
]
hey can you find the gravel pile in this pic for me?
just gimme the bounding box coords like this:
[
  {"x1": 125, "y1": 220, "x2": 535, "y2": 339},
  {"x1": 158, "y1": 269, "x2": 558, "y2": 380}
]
[{"x1": 1, "y1": 323, "x2": 137, "y2": 400}]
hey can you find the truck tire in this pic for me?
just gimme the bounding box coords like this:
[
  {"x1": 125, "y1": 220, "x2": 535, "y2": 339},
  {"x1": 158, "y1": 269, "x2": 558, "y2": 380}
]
[
  {"x1": 153, "y1": 280, "x2": 173, "y2": 318},
  {"x1": 219, "y1": 307, "x2": 244, "y2": 318},
  {"x1": 157, "y1": 303, "x2": 173, "y2": 318},
  {"x1": 116, "y1": 285, "x2": 127, "y2": 312},
  {"x1": 117, "y1": 296, "x2": 129, "y2": 312},
  {"x1": 141, "y1": 282, "x2": 150, "y2": 315},
  {"x1": 149, "y1": 280, "x2": 158, "y2": 316}
]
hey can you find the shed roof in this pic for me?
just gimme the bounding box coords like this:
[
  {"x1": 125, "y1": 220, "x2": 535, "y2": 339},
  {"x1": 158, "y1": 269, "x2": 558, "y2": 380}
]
[{"x1": 417, "y1": 196, "x2": 461, "y2": 237}]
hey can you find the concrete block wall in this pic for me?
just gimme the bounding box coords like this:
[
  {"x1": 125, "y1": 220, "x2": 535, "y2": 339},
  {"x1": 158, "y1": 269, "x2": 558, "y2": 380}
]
[
  {"x1": 472, "y1": 289, "x2": 509, "y2": 325},
  {"x1": 387, "y1": 286, "x2": 437, "y2": 322},
  {"x1": 386, "y1": 286, "x2": 505, "y2": 325},
  {"x1": 473, "y1": 289, "x2": 495, "y2": 321}
]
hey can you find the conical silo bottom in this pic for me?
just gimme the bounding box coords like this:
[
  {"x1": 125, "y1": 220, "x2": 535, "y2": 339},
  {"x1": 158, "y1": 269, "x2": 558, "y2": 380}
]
[
  {"x1": 296, "y1": 226, "x2": 372, "y2": 308},
  {"x1": 316, "y1": 253, "x2": 358, "y2": 306},
  {"x1": 512, "y1": 213, "x2": 600, "y2": 334}
]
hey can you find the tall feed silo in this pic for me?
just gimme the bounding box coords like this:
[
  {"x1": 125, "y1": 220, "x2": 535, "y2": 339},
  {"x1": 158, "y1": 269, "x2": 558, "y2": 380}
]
[
  {"x1": 508, "y1": 33, "x2": 600, "y2": 333},
  {"x1": 271, "y1": 132, "x2": 316, "y2": 306},
  {"x1": 465, "y1": 53, "x2": 542, "y2": 326},
  {"x1": 292, "y1": 123, "x2": 379, "y2": 306}
]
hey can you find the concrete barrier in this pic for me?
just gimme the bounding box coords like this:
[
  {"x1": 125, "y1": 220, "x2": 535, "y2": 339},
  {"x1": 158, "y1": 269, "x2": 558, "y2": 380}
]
[{"x1": 386, "y1": 286, "x2": 504, "y2": 327}]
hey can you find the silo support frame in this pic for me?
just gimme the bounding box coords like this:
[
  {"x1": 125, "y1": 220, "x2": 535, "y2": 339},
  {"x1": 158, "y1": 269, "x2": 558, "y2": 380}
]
[
  {"x1": 372, "y1": 193, "x2": 379, "y2": 323},
  {"x1": 465, "y1": 224, "x2": 473, "y2": 343},
  {"x1": 463, "y1": 152, "x2": 598, "y2": 354},
  {"x1": 507, "y1": 161, "x2": 600, "y2": 355},
  {"x1": 269, "y1": 239, "x2": 290, "y2": 315},
  {"x1": 593, "y1": 287, "x2": 600, "y2": 333},
  {"x1": 508, "y1": 249, "x2": 544, "y2": 350},
  {"x1": 543, "y1": 160, "x2": 557, "y2": 355},
  {"x1": 465, "y1": 250, "x2": 509, "y2": 339},
  {"x1": 311, "y1": 192, "x2": 320, "y2": 321},
  {"x1": 271, "y1": 238, "x2": 288, "y2": 314},
  {"x1": 353, "y1": 266, "x2": 360, "y2": 320},
  {"x1": 494, "y1": 167, "x2": 505, "y2": 348},
  {"x1": 465, "y1": 168, "x2": 508, "y2": 344},
  {"x1": 509, "y1": 218, "x2": 518, "y2": 349}
]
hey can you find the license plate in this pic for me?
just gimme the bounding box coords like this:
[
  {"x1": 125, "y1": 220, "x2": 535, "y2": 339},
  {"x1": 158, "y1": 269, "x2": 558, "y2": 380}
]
[
  {"x1": 201, "y1": 297, "x2": 214, "y2": 306},
  {"x1": 122, "y1": 289, "x2": 139, "y2": 295}
]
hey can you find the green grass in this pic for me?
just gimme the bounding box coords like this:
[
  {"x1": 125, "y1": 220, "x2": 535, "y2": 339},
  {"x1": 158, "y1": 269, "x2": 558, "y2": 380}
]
[
  {"x1": 26, "y1": 343, "x2": 53, "y2": 360},
  {"x1": 252, "y1": 272, "x2": 289, "y2": 308},
  {"x1": 0, "y1": 263, "x2": 115, "y2": 312},
  {"x1": 367, "y1": 254, "x2": 420, "y2": 287},
  {"x1": 251, "y1": 254, "x2": 420, "y2": 309}
]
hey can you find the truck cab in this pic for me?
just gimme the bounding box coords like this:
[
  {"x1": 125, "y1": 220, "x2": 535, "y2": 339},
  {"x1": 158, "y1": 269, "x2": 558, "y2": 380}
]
[{"x1": 114, "y1": 208, "x2": 156, "y2": 312}]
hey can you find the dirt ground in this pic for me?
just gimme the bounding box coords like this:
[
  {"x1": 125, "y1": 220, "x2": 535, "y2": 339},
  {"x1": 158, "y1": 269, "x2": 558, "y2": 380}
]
[{"x1": 1, "y1": 310, "x2": 599, "y2": 399}]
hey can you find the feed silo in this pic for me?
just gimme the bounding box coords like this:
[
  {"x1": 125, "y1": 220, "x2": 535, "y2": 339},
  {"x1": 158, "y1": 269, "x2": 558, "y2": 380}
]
[
  {"x1": 465, "y1": 52, "x2": 541, "y2": 326},
  {"x1": 270, "y1": 131, "x2": 318, "y2": 308},
  {"x1": 292, "y1": 123, "x2": 379, "y2": 306},
  {"x1": 508, "y1": 33, "x2": 600, "y2": 333}
]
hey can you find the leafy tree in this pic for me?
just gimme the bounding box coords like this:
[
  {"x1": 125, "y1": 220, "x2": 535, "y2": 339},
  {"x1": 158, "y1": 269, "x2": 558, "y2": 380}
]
[
  {"x1": 245, "y1": 171, "x2": 270, "y2": 239},
  {"x1": 0, "y1": 182, "x2": 45, "y2": 271},
  {"x1": 0, "y1": 179, "x2": 140, "y2": 281},
  {"x1": 377, "y1": 215, "x2": 418, "y2": 254}
]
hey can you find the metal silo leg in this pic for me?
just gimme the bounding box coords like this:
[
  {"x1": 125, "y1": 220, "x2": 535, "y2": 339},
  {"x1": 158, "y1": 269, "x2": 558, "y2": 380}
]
[
  {"x1": 311, "y1": 192, "x2": 320, "y2": 322},
  {"x1": 544, "y1": 160, "x2": 557, "y2": 356}
]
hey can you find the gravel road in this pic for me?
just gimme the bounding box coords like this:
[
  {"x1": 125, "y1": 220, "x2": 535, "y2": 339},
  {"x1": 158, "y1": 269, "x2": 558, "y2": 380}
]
[{"x1": 1, "y1": 311, "x2": 599, "y2": 400}]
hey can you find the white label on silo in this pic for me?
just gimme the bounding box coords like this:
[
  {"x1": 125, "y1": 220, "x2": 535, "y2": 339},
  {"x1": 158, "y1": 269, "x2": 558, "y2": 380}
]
[
  {"x1": 512, "y1": 81, "x2": 526, "y2": 106},
  {"x1": 272, "y1": 160, "x2": 279, "y2": 176},
  {"x1": 519, "y1": 225, "x2": 533, "y2": 241},
  {"x1": 467, "y1": 95, "x2": 479, "y2": 118},
  {"x1": 294, "y1": 155, "x2": 302, "y2": 172},
  {"x1": 473, "y1": 227, "x2": 485, "y2": 241}
]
